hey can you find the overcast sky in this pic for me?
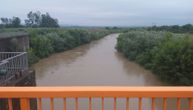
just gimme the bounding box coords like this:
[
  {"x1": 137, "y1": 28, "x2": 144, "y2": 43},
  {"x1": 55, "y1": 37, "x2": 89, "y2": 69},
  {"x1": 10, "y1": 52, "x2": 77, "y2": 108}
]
[{"x1": 0, "y1": 0, "x2": 193, "y2": 26}]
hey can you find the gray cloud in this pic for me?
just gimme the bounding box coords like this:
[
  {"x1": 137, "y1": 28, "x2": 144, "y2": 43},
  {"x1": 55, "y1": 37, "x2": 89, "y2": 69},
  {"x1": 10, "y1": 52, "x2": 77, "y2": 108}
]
[{"x1": 0, "y1": 0, "x2": 192, "y2": 26}]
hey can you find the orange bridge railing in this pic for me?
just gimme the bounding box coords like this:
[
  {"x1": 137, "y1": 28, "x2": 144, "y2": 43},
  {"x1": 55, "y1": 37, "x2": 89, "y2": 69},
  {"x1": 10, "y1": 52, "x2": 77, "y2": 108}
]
[{"x1": 0, "y1": 87, "x2": 192, "y2": 110}]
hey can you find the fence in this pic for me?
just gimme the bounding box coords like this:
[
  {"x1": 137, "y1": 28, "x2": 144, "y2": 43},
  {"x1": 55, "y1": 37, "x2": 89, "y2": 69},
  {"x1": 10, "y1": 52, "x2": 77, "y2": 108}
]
[
  {"x1": 0, "y1": 87, "x2": 192, "y2": 110},
  {"x1": 0, "y1": 52, "x2": 28, "y2": 84}
]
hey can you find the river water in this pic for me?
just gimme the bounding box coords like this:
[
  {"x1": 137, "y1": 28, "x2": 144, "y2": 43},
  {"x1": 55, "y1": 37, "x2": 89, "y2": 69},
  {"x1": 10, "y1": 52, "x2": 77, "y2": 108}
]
[{"x1": 33, "y1": 34, "x2": 189, "y2": 110}]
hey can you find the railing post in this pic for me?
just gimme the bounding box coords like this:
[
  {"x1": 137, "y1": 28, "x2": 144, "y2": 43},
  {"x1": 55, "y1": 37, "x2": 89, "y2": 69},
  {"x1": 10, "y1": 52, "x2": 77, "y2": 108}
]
[
  {"x1": 152, "y1": 98, "x2": 155, "y2": 110},
  {"x1": 138, "y1": 98, "x2": 142, "y2": 110},
  {"x1": 189, "y1": 98, "x2": 193, "y2": 110},
  {"x1": 8, "y1": 99, "x2": 13, "y2": 110},
  {"x1": 163, "y1": 98, "x2": 167, "y2": 110},
  {"x1": 102, "y1": 97, "x2": 104, "y2": 110},
  {"x1": 63, "y1": 98, "x2": 66, "y2": 110},
  {"x1": 114, "y1": 97, "x2": 116, "y2": 110},
  {"x1": 177, "y1": 98, "x2": 180, "y2": 110},
  {"x1": 38, "y1": 98, "x2": 42, "y2": 110},
  {"x1": 76, "y1": 97, "x2": 78, "y2": 110},
  {"x1": 20, "y1": 98, "x2": 30, "y2": 110},
  {"x1": 89, "y1": 97, "x2": 92, "y2": 110},
  {"x1": 50, "y1": 98, "x2": 54, "y2": 110},
  {"x1": 126, "y1": 98, "x2": 129, "y2": 110}
]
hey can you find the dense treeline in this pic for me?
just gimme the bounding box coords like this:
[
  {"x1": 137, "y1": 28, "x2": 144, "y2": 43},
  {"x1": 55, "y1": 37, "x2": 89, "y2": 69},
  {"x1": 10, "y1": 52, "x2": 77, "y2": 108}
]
[
  {"x1": 0, "y1": 17, "x2": 21, "y2": 28},
  {"x1": 26, "y1": 28, "x2": 111, "y2": 65},
  {"x1": 116, "y1": 31, "x2": 193, "y2": 85},
  {"x1": 25, "y1": 11, "x2": 59, "y2": 28},
  {"x1": 0, "y1": 11, "x2": 59, "y2": 28},
  {"x1": 148, "y1": 24, "x2": 193, "y2": 33}
]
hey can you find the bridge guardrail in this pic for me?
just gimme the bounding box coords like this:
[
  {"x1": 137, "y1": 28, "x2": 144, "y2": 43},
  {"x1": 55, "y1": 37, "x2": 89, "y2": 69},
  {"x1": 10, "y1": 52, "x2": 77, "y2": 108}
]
[
  {"x1": 0, "y1": 52, "x2": 28, "y2": 85},
  {"x1": 0, "y1": 87, "x2": 192, "y2": 110}
]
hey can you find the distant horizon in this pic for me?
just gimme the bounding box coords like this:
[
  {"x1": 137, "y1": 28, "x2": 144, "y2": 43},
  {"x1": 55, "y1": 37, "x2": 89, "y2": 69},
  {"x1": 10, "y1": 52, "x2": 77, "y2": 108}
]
[
  {"x1": 1, "y1": 22, "x2": 193, "y2": 28},
  {"x1": 5, "y1": 17, "x2": 193, "y2": 27},
  {"x1": 1, "y1": 0, "x2": 193, "y2": 26},
  {"x1": 59, "y1": 23, "x2": 193, "y2": 27}
]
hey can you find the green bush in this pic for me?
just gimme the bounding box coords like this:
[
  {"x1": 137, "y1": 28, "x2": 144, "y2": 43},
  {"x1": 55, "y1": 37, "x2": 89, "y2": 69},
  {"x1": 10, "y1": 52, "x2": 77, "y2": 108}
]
[
  {"x1": 27, "y1": 48, "x2": 39, "y2": 65},
  {"x1": 30, "y1": 34, "x2": 54, "y2": 58},
  {"x1": 116, "y1": 31, "x2": 193, "y2": 85},
  {"x1": 26, "y1": 28, "x2": 111, "y2": 65},
  {"x1": 116, "y1": 31, "x2": 165, "y2": 60},
  {"x1": 60, "y1": 32, "x2": 79, "y2": 49},
  {"x1": 152, "y1": 36, "x2": 193, "y2": 85},
  {"x1": 1, "y1": 28, "x2": 112, "y2": 65},
  {"x1": 46, "y1": 33, "x2": 66, "y2": 52},
  {"x1": 67, "y1": 30, "x2": 91, "y2": 44}
]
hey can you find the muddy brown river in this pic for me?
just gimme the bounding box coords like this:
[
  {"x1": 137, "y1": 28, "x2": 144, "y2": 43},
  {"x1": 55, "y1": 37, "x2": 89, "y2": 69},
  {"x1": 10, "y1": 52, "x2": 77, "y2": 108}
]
[{"x1": 33, "y1": 34, "x2": 189, "y2": 110}]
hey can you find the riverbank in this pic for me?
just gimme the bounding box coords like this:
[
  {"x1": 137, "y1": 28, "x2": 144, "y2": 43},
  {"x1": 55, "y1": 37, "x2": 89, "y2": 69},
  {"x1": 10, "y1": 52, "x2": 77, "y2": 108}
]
[
  {"x1": 0, "y1": 28, "x2": 116, "y2": 65},
  {"x1": 14, "y1": 28, "x2": 111, "y2": 65},
  {"x1": 26, "y1": 28, "x2": 113, "y2": 65},
  {"x1": 33, "y1": 34, "x2": 163, "y2": 110},
  {"x1": 34, "y1": 34, "x2": 162, "y2": 86},
  {"x1": 116, "y1": 31, "x2": 193, "y2": 85}
]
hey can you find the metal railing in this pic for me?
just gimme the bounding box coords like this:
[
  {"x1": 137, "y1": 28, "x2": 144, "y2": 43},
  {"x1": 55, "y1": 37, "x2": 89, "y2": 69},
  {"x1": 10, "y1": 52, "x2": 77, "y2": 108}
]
[
  {"x1": 0, "y1": 87, "x2": 192, "y2": 110},
  {"x1": 0, "y1": 52, "x2": 28, "y2": 84}
]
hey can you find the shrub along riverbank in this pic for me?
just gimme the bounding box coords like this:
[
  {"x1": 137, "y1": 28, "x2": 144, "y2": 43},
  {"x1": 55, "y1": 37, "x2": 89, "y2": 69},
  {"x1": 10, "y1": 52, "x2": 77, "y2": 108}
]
[
  {"x1": 26, "y1": 28, "x2": 112, "y2": 65},
  {"x1": 0, "y1": 27, "x2": 128, "y2": 65},
  {"x1": 116, "y1": 31, "x2": 193, "y2": 85}
]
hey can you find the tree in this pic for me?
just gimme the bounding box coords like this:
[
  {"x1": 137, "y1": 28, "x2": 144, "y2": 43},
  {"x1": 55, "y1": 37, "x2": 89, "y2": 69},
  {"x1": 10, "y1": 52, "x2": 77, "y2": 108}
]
[
  {"x1": 0, "y1": 17, "x2": 21, "y2": 28},
  {"x1": 25, "y1": 11, "x2": 41, "y2": 27},
  {"x1": 25, "y1": 11, "x2": 59, "y2": 28},
  {"x1": 148, "y1": 24, "x2": 193, "y2": 33},
  {"x1": 11, "y1": 17, "x2": 21, "y2": 27},
  {"x1": 0, "y1": 18, "x2": 9, "y2": 25},
  {"x1": 40, "y1": 13, "x2": 59, "y2": 27},
  {"x1": 181, "y1": 24, "x2": 193, "y2": 33}
]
